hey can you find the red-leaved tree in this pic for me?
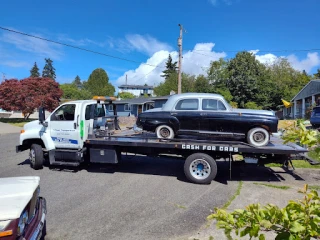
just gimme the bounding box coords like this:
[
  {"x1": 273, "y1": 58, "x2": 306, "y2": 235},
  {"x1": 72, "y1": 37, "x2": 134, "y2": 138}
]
[{"x1": 0, "y1": 77, "x2": 62, "y2": 119}]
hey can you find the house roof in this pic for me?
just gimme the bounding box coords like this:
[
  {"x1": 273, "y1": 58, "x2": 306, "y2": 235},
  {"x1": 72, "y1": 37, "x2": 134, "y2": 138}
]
[
  {"x1": 114, "y1": 97, "x2": 154, "y2": 105},
  {"x1": 291, "y1": 79, "x2": 320, "y2": 101},
  {"x1": 118, "y1": 84, "x2": 154, "y2": 90}
]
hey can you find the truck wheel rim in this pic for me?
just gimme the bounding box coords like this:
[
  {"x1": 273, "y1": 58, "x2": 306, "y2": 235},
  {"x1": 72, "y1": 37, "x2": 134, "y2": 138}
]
[
  {"x1": 30, "y1": 149, "x2": 35, "y2": 165},
  {"x1": 189, "y1": 159, "x2": 211, "y2": 180}
]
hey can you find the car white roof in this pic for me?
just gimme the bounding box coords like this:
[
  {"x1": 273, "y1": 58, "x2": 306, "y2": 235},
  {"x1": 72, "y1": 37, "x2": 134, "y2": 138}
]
[
  {"x1": 0, "y1": 176, "x2": 40, "y2": 220},
  {"x1": 162, "y1": 93, "x2": 227, "y2": 111}
]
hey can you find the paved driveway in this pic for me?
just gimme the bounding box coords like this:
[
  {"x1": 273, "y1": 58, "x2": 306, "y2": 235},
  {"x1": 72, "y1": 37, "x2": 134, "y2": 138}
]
[{"x1": 0, "y1": 131, "x2": 238, "y2": 240}]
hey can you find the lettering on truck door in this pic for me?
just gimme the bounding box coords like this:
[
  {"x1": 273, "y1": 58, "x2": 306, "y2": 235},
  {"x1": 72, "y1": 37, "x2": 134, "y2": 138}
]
[{"x1": 49, "y1": 103, "x2": 81, "y2": 149}]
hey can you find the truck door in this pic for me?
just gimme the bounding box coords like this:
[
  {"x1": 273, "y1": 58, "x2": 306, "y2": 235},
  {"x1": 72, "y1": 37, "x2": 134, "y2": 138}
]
[{"x1": 49, "y1": 103, "x2": 81, "y2": 149}]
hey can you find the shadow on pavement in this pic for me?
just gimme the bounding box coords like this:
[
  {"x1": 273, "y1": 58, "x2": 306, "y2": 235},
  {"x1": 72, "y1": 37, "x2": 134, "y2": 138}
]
[{"x1": 18, "y1": 155, "x2": 307, "y2": 184}]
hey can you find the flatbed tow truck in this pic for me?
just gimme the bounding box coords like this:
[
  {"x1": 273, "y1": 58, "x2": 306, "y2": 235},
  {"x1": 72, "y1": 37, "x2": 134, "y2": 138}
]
[{"x1": 16, "y1": 96, "x2": 312, "y2": 184}]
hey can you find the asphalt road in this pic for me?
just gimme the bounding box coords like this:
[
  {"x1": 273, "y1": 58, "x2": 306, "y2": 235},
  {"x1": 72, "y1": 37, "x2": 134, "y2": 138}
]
[{"x1": 0, "y1": 132, "x2": 238, "y2": 240}]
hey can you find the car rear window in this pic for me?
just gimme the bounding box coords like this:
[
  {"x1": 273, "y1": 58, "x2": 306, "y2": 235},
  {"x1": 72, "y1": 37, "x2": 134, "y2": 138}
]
[
  {"x1": 175, "y1": 99, "x2": 199, "y2": 110},
  {"x1": 313, "y1": 107, "x2": 320, "y2": 113},
  {"x1": 202, "y1": 99, "x2": 226, "y2": 111}
]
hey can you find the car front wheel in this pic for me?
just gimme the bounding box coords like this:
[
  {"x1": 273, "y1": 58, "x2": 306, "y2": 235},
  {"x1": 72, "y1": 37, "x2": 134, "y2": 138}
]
[
  {"x1": 30, "y1": 144, "x2": 44, "y2": 170},
  {"x1": 156, "y1": 125, "x2": 175, "y2": 139},
  {"x1": 247, "y1": 127, "x2": 270, "y2": 147}
]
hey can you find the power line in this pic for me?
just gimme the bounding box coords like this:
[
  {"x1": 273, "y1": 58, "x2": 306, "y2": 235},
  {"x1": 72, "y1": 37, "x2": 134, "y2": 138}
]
[
  {"x1": 193, "y1": 48, "x2": 320, "y2": 53},
  {"x1": 0, "y1": 27, "x2": 164, "y2": 69}
]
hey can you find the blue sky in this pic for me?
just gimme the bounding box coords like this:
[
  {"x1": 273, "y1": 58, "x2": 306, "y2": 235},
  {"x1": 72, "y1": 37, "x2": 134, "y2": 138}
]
[{"x1": 1, "y1": 0, "x2": 319, "y2": 90}]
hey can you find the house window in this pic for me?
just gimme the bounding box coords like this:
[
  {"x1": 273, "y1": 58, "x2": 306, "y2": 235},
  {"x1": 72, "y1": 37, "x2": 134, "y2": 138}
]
[{"x1": 124, "y1": 104, "x2": 131, "y2": 111}]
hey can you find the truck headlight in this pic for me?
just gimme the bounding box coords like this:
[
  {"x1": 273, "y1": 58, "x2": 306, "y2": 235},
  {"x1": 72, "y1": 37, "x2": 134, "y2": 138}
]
[
  {"x1": 0, "y1": 220, "x2": 12, "y2": 237},
  {"x1": 0, "y1": 220, "x2": 11, "y2": 231},
  {"x1": 17, "y1": 210, "x2": 28, "y2": 236}
]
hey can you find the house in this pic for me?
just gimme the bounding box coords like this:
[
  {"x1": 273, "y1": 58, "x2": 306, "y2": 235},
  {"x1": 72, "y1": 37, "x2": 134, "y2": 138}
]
[
  {"x1": 113, "y1": 96, "x2": 170, "y2": 117},
  {"x1": 118, "y1": 84, "x2": 154, "y2": 97},
  {"x1": 284, "y1": 79, "x2": 320, "y2": 119}
]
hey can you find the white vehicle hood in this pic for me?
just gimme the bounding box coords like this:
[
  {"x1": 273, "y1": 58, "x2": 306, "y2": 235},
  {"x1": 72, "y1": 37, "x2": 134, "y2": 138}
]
[{"x1": 0, "y1": 176, "x2": 40, "y2": 221}]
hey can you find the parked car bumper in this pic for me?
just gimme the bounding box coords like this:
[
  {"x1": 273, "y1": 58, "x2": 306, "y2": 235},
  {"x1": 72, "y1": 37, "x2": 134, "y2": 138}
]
[{"x1": 19, "y1": 197, "x2": 47, "y2": 240}]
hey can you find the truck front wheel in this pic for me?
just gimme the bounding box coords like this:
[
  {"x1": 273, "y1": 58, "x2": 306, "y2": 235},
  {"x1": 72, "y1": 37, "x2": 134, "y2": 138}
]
[
  {"x1": 184, "y1": 153, "x2": 217, "y2": 184},
  {"x1": 30, "y1": 144, "x2": 44, "y2": 170}
]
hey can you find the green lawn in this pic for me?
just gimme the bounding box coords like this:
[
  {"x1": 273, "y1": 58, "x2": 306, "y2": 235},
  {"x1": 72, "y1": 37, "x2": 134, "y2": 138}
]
[
  {"x1": 266, "y1": 160, "x2": 320, "y2": 169},
  {"x1": 0, "y1": 118, "x2": 36, "y2": 127}
]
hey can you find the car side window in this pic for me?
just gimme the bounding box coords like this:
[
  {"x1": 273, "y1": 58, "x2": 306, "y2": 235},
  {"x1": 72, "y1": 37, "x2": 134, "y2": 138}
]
[
  {"x1": 175, "y1": 99, "x2": 199, "y2": 110},
  {"x1": 51, "y1": 104, "x2": 76, "y2": 121},
  {"x1": 202, "y1": 99, "x2": 227, "y2": 111},
  {"x1": 85, "y1": 104, "x2": 93, "y2": 120}
]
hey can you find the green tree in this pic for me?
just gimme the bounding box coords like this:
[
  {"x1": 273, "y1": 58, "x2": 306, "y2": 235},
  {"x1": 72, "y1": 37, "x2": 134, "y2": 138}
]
[
  {"x1": 181, "y1": 73, "x2": 195, "y2": 93},
  {"x1": 193, "y1": 74, "x2": 210, "y2": 93},
  {"x1": 72, "y1": 75, "x2": 82, "y2": 89},
  {"x1": 30, "y1": 62, "x2": 40, "y2": 77},
  {"x1": 85, "y1": 68, "x2": 115, "y2": 96},
  {"x1": 313, "y1": 68, "x2": 320, "y2": 79},
  {"x1": 60, "y1": 84, "x2": 92, "y2": 100},
  {"x1": 266, "y1": 58, "x2": 310, "y2": 109},
  {"x1": 161, "y1": 54, "x2": 177, "y2": 79},
  {"x1": 207, "y1": 58, "x2": 234, "y2": 103},
  {"x1": 227, "y1": 52, "x2": 266, "y2": 108},
  {"x1": 42, "y1": 58, "x2": 56, "y2": 80},
  {"x1": 154, "y1": 72, "x2": 178, "y2": 96},
  {"x1": 118, "y1": 92, "x2": 135, "y2": 99}
]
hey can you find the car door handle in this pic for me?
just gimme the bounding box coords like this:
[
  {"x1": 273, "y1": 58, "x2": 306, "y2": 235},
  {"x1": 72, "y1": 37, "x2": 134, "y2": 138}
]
[
  {"x1": 74, "y1": 123, "x2": 77, "y2": 129},
  {"x1": 171, "y1": 113, "x2": 177, "y2": 116},
  {"x1": 77, "y1": 115, "x2": 79, "y2": 126},
  {"x1": 200, "y1": 113, "x2": 207, "y2": 116}
]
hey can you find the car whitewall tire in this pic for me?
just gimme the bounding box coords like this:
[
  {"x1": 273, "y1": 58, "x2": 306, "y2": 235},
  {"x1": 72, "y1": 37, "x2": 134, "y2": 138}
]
[
  {"x1": 247, "y1": 127, "x2": 270, "y2": 147},
  {"x1": 156, "y1": 125, "x2": 175, "y2": 139}
]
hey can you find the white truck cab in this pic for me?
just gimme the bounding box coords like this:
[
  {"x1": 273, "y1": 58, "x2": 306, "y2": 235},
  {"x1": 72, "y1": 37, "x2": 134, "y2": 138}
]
[{"x1": 16, "y1": 96, "x2": 118, "y2": 169}]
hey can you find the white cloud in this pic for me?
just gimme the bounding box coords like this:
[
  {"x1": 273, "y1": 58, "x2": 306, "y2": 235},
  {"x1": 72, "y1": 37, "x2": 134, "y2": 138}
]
[
  {"x1": 1, "y1": 61, "x2": 30, "y2": 68},
  {"x1": 57, "y1": 35, "x2": 107, "y2": 48},
  {"x1": 107, "y1": 34, "x2": 172, "y2": 56},
  {"x1": 208, "y1": 0, "x2": 234, "y2": 6},
  {"x1": 0, "y1": 28, "x2": 63, "y2": 60},
  {"x1": 115, "y1": 43, "x2": 226, "y2": 88},
  {"x1": 252, "y1": 50, "x2": 320, "y2": 72},
  {"x1": 287, "y1": 52, "x2": 320, "y2": 73}
]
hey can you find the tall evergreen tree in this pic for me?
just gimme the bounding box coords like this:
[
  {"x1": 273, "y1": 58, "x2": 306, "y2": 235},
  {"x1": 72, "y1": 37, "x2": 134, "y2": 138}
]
[
  {"x1": 85, "y1": 68, "x2": 115, "y2": 96},
  {"x1": 30, "y1": 62, "x2": 40, "y2": 77},
  {"x1": 72, "y1": 75, "x2": 82, "y2": 89},
  {"x1": 161, "y1": 54, "x2": 177, "y2": 79},
  {"x1": 314, "y1": 68, "x2": 320, "y2": 79},
  {"x1": 42, "y1": 58, "x2": 56, "y2": 80}
]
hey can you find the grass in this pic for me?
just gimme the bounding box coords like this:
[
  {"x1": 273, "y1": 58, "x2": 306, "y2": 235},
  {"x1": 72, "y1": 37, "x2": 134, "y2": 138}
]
[
  {"x1": 222, "y1": 181, "x2": 243, "y2": 210},
  {"x1": 266, "y1": 160, "x2": 320, "y2": 169},
  {"x1": 253, "y1": 182, "x2": 291, "y2": 190},
  {"x1": 0, "y1": 118, "x2": 35, "y2": 127},
  {"x1": 309, "y1": 185, "x2": 320, "y2": 191}
]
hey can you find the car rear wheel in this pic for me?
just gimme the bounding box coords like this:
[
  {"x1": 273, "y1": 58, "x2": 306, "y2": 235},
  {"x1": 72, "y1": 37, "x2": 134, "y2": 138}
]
[
  {"x1": 156, "y1": 125, "x2": 175, "y2": 139},
  {"x1": 30, "y1": 144, "x2": 44, "y2": 170},
  {"x1": 247, "y1": 127, "x2": 270, "y2": 147}
]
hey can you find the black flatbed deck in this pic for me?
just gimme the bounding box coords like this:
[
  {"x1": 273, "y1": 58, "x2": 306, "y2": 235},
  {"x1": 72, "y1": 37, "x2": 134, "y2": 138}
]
[{"x1": 87, "y1": 131, "x2": 307, "y2": 156}]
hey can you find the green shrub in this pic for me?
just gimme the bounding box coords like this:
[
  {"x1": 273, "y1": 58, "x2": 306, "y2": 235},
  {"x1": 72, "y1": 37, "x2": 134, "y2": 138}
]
[{"x1": 208, "y1": 185, "x2": 320, "y2": 240}]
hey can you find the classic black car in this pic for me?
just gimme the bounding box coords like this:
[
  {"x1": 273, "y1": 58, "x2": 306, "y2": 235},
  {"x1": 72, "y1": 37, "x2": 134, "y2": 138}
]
[{"x1": 136, "y1": 93, "x2": 279, "y2": 147}]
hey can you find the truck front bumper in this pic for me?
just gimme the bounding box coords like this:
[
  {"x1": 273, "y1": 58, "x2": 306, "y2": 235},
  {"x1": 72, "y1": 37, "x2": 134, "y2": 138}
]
[{"x1": 16, "y1": 145, "x2": 29, "y2": 153}]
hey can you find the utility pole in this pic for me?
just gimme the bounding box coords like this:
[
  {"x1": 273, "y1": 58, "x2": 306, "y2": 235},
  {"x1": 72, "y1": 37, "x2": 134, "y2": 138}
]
[
  {"x1": 125, "y1": 74, "x2": 128, "y2": 85},
  {"x1": 177, "y1": 24, "x2": 183, "y2": 94}
]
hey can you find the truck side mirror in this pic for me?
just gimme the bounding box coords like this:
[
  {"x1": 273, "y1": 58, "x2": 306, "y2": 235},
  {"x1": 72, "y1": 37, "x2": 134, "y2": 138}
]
[{"x1": 39, "y1": 107, "x2": 46, "y2": 123}]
